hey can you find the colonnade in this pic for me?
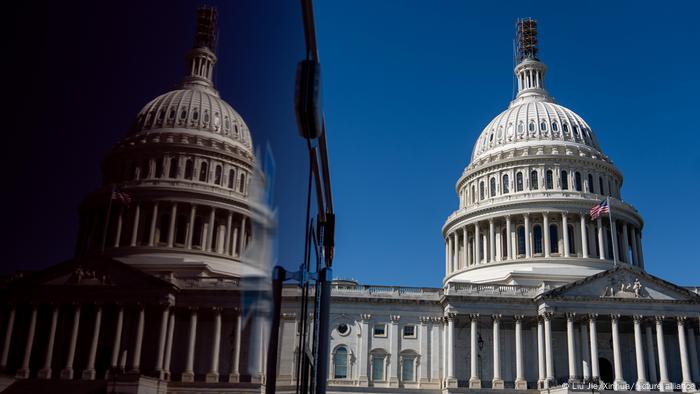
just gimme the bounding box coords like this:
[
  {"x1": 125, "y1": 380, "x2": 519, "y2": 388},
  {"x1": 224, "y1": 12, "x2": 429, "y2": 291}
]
[
  {"x1": 445, "y1": 211, "x2": 644, "y2": 274},
  {"x1": 442, "y1": 313, "x2": 699, "y2": 392},
  {"x1": 1, "y1": 303, "x2": 252, "y2": 383}
]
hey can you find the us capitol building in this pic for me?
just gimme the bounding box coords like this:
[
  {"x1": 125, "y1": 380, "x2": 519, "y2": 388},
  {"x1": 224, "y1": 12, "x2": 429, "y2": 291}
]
[{"x1": 1, "y1": 10, "x2": 699, "y2": 394}]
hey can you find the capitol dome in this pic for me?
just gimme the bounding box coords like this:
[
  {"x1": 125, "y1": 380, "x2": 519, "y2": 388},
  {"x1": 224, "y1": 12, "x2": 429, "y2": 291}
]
[{"x1": 442, "y1": 21, "x2": 644, "y2": 287}]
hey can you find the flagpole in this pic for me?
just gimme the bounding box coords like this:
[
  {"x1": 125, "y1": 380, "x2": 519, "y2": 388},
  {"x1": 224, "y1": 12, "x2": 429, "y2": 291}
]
[
  {"x1": 100, "y1": 184, "x2": 116, "y2": 255},
  {"x1": 607, "y1": 197, "x2": 618, "y2": 266}
]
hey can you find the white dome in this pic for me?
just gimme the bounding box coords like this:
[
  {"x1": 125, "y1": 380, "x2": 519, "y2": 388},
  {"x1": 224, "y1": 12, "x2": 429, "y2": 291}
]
[
  {"x1": 471, "y1": 100, "x2": 603, "y2": 163},
  {"x1": 130, "y1": 88, "x2": 253, "y2": 152}
]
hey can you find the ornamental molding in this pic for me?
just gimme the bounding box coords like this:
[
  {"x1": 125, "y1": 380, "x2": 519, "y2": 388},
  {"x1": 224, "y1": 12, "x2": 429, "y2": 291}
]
[{"x1": 601, "y1": 278, "x2": 645, "y2": 299}]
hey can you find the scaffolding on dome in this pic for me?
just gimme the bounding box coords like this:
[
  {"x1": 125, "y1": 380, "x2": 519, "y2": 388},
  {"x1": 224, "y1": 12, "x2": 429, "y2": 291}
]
[
  {"x1": 516, "y1": 18, "x2": 539, "y2": 62},
  {"x1": 195, "y1": 6, "x2": 217, "y2": 50}
]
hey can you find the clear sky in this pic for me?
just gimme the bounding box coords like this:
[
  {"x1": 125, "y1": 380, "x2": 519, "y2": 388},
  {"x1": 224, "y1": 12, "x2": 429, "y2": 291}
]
[{"x1": 314, "y1": 1, "x2": 700, "y2": 287}]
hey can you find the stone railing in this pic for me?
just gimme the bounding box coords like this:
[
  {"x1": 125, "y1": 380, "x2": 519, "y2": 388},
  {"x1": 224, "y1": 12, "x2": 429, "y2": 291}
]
[
  {"x1": 170, "y1": 275, "x2": 241, "y2": 289},
  {"x1": 445, "y1": 282, "x2": 544, "y2": 298},
  {"x1": 330, "y1": 283, "x2": 442, "y2": 300}
]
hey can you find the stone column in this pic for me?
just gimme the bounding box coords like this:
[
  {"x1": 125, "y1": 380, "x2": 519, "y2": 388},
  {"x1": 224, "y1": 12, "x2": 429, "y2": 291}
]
[
  {"x1": 239, "y1": 216, "x2": 247, "y2": 253},
  {"x1": 131, "y1": 306, "x2": 145, "y2": 373},
  {"x1": 206, "y1": 208, "x2": 216, "y2": 252},
  {"x1": 418, "y1": 316, "x2": 429, "y2": 384},
  {"x1": 82, "y1": 306, "x2": 102, "y2": 380},
  {"x1": 469, "y1": 314, "x2": 481, "y2": 388},
  {"x1": 206, "y1": 308, "x2": 223, "y2": 382},
  {"x1": 489, "y1": 219, "x2": 496, "y2": 263},
  {"x1": 611, "y1": 314, "x2": 627, "y2": 390},
  {"x1": 186, "y1": 205, "x2": 196, "y2": 249},
  {"x1": 110, "y1": 306, "x2": 124, "y2": 373},
  {"x1": 506, "y1": 216, "x2": 512, "y2": 260},
  {"x1": 636, "y1": 230, "x2": 645, "y2": 267},
  {"x1": 563, "y1": 213, "x2": 570, "y2": 257},
  {"x1": 631, "y1": 227, "x2": 639, "y2": 265},
  {"x1": 580, "y1": 214, "x2": 589, "y2": 258},
  {"x1": 15, "y1": 306, "x2": 37, "y2": 379},
  {"x1": 163, "y1": 311, "x2": 175, "y2": 380},
  {"x1": 148, "y1": 201, "x2": 159, "y2": 246},
  {"x1": 38, "y1": 306, "x2": 59, "y2": 379},
  {"x1": 182, "y1": 309, "x2": 198, "y2": 382},
  {"x1": 61, "y1": 305, "x2": 81, "y2": 379},
  {"x1": 1, "y1": 306, "x2": 15, "y2": 371},
  {"x1": 492, "y1": 314, "x2": 504, "y2": 389},
  {"x1": 543, "y1": 213, "x2": 550, "y2": 257},
  {"x1": 225, "y1": 211, "x2": 233, "y2": 255},
  {"x1": 445, "y1": 238, "x2": 450, "y2": 273},
  {"x1": 358, "y1": 314, "x2": 370, "y2": 384},
  {"x1": 677, "y1": 317, "x2": 695, "y2": 392},
  {"x1": 645, "y1": 323, "x2": 658, "y2": 384},
  {"x1": 445, "y1": 314, "x2": 456, "y2": 387},
  {"x1": 155, "y1": 306, "x2": 170, "y2": 377},
  {"x1": 544, "y1": 313, "x2": 554, "y2": 386},
  {"x1": 474, "y1": 223, "x2": 481, "y2": 264},
  {"x1": 514, "y1": 315, "x2": 526, "y2": 389},
  {"x1": 633, "y1": 316, "x2": 649, "y2": 390},
  {"x1": 597, "y1": 217, "x2": 605, "y2": 259},
  {"x1": 130, "y1": 203, "x2": 140, "y2": 246},
  {"x1": 389, "y1": 314, "x2": 400, "y2": 386},
  {"x1": 655, "y1": 316, "x2": 671, "y2": 391},
  {"x1": 167, "y1": 203, "x2": 177, "y2": 247},
  {"x1": 589, "y1": 314, "x2": 600, "y2": 383},
  {"x1": 621, "y1": 223, "x2": 630, "y2": 263},
  {"x1": 114, "y1": 208, "x2": 123, "y2": 247},
  {"x1": 453, "y1": 232, "x2": 459, "y2": 270},
  {"x1": 524, "y1": 214, "x2": 531, "y2": 258},
  {"x1": 463, "y1": 226, "x2": 468, "y2": 268},
  {"x1": 229, "y1": 311, "x2": 242, "y2": 382},
  {"x1": 687, "y1": 325, "x2": 700, "y2": 388},
  {"x1": 580, "y1": 322, "x2": 591, "y2": 382},
  {"x1": 537, "y1": 317, "x2": 546, "y2": 388},
  {"x1": 566, "y1": 313, "x2": 577, "y2": 383}
]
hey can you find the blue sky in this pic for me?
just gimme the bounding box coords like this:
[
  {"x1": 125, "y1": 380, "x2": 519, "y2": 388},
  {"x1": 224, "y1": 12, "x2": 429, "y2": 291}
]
[{"x1": 314, "y1": 1, "x2": 700, "y2": 287}]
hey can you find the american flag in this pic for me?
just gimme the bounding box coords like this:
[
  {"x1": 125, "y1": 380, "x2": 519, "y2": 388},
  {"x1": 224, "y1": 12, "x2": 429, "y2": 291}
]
[
  {"x1": 589, "y1": 198, "x2": 609, "y2": 220},
  {"x1": 111, "y1": 188, "x2": 132, "y2": 206}
]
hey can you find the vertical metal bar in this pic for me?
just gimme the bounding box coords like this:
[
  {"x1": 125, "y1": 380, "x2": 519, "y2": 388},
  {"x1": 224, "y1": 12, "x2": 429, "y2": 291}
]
[
  {"x1": 266, "y1": 266, "x2": 286, "y2": 393},
  {"x1": 315, "y1": 267, "x2": 332, "y2": 394}
]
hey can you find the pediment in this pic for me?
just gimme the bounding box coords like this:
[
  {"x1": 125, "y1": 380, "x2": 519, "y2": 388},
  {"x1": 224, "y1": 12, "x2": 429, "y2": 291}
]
[{"x1": 544, "y1": 265, "x2": 700, "y2": 302}]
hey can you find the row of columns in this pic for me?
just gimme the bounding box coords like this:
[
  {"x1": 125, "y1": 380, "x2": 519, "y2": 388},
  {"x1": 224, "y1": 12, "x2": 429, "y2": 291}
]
[
  {"x1": 445, "y1": 212, "x2": 644, "y2": 274},
  {"x1": 443, "y1": 313, "x2": 699, "y2": 392},
  {"x1": 1, "y1": 304, "x2": 246, "y2": 383}
]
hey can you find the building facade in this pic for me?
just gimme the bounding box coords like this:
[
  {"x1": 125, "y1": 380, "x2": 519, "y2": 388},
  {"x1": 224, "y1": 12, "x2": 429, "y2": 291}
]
[{"x1": 0, "y1": 11, "x2": 698, "y2": 394}]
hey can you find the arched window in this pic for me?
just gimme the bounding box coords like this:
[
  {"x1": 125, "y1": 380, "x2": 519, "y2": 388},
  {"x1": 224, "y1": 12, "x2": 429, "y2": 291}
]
[
  {"x1": 471, "y1": 185, "x2": 475, "y2": 203},
  {"x1": 371, "y1": 350, "x2": 387, "y2": 381},
  {"x1": 516, "y1": 172, "x2": 524, "y2": 192},
  {"x1": 568, "y1": 225, "x2": 576, "y2": 255},
  {"x1": 533, "y1": 225, "x2": 543, "y2": 254},
  {"x1": 517, "y1": 122, "x2": 524, "y2": 134},
  {"x1": 563, "y1": 123, "x2": 569, "y2": 132},
  {"x1": 549, "y1": 224, "x2": 558, "y2": 254},
  {"x1": 228, "y1": 169, "x2": 236, "y2": 189},
  {"x1": 517, "y1": 226, "x2": 526, "y2": 255},
  {"x1": 490, "y1": 177, "x2": 496, "y2": 197},
  {"x1": 401, "y1": 355, "x2": 415, "y2": 382},
  {"x1": 239, "y1": 173, "x2": 246, "y2": 193},
  {"x1": 530, "y1": 170, "x2": 539, "y2": 190},
  {"x1": 157, "y1": 212, "x2": 170, "y2": 244},
  {"x1": 185, "y1": 159, "x2": 194, "y2": 180},
  {"x1": 214, "y1": 165, "x2": 223, "y2": 185},
  {"x1": 479, "y1": 181, "x2": 485, "y2": 200},
  {"x1": 529, "y1": 122, "x2": 535, "y2": 132},
  {"x1": 334, "y1": 347, "x2": 348, "y2": 379},
  {"x1": 175, "y1": 214, "x2": 187, "y2": 245},
  {"x1": 574, "y1": 172, "x2": 582, "y2": 191},
  {"x1": 540, "y1": 121, "x2": 547, "y2": 131},
  {"x1": 588, "y1": 174, "x2": 594, "y2": 193},
  {"x1": 502, "y1": 174, "x2": 509, "y2": 194},
  {"x1": 155, "y1": 158, "x2": 164, "y2": 178},
  {"x1": 199, "y1": 162, "x2": 209, "y2": 182},
  {"x1": 140, "y1": 159, "x2": 150, "y2": 179},
  {"x1": 169, "y1": 158, "x2": 179, "y2": 178},
  {"x1": 552, "y1": 122, "x2": 558, "y2": 131},
  {"x1": 561, "y1": 170, "x2": 569, "y2": 190},
  {"x1": 545, "y1": 170, "x2": 553, "y2": 190},
  {"x1": 598, "y1": 176, "x2": 605, "y2": 196}
]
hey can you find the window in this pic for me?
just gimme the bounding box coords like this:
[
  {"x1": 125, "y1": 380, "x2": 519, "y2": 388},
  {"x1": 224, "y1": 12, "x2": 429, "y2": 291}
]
[
  {"x1": 568, "y1": 225, "x2": 576, "y2": 254},
  {"x1": 502, "y1": 174, "x2": 509, "y2": 194},
  {"x1": 191, "y1": 216, "x2": 203, "y2": 248},
  {"x1": 155, "y1": 158, "x2": 164, "y2": 178},
  {"x1": 185, "y1": 159, "x2": 194, "y2": 180},
  {"x1": 372, "y1": 355, "x2": 385, "y2": 381},
  {"x1": 140, "y1": 159, "x2": 150, "y2": 179},
  {"x1": 228, "y1": 169, "x2": 235, "y2": 189},
  {"x1": 588, "y1": 174, "x2": 594, "y2": 193},
  {"x1": 169, "y1": 158, "x2": 179, "y2": 178},
  {"x1": 334, "y1": 347, "x2": 348, "y2": 379},
  {"x1": 549, "y1": 224, "x2": 558, "y2": 253},
  {"x1": 214, "y1": 165, "x2": 222, "y2": 185},
  {"x1": 517, "y1": 122, "x2": 524, "y2": 134},
  {"x1": 561, "y1": 171, "x2": 569, "y2": 190},
  {"x1": 490, "y1": 177, "x2": 496, "y2": 197},
  {"x1": 401, "y1": 357, "x2": 415, "y2": 382},
  {"x1": 599, "y1": 176, "x2": 605, "y2": 196},
  {"x1": 337, "y1": 323, "x2": 349, "y2": 336},
  {"x1": 540, "y1": 121, "x2": 547, "y2": 131},
  {"x1": 373, "y1": 324, "x2": 387, "y2": 337},
  {"x1": 175, "y1": 214, "x2": 187, "y2": 245},
  {"x1": 563, "y1": 123, "x2": 569, "y2": 132},
  {"x1": 529, "y1": 122, "x2": 535, "y2": 132},
  {"x1": 533, "y1": 224, "x2": 543, "y2": 254},
  {"x1": 199, "y1": 162, "x2": 209, "y2": 182},
  {"x1": 574, "y1": 172, "x2": 582, "y2": 191},
  {"x1": 517, "y1": 226, "x2": 526, "y2": 255},
  {"x1": 479, "y1": 181, "x2": 485, "y2": 200},
  {"x1": 552, "y1": 122, "x2": 558, "y2": 131},
  {"x1": 530, "y1": 170, "x2": 539, "y2": 190},
  {"x1": 545, "y1": 170, "x2": 553, "y2": 190},
  {"x1": 516, "y1": 172, "x2": 523, "y2": 192},
  {"x1": 471, "y1": 185, "x2": 475, "y2": 203},
  {"x1": 402, "y1": 325, "x2": 416, "y2": 338},
  {"x1": 239, "y1": 173, "x2": 246, "y2": 193}
]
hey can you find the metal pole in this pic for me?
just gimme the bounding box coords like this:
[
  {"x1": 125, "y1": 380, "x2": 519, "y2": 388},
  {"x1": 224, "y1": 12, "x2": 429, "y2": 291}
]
[
  {"x1": 315, "y1": 267, "x2": 332, "y2": 394},
  {"x1": 607, "y1": 197, "x2": 618, "y2": 265},
  {"x1": 265, "y1": 266, "x2": 286, "y2": 393}
]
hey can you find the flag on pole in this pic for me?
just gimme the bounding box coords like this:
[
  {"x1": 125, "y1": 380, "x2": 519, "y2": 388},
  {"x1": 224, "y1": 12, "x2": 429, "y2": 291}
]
[
  {"x1": 111, "y1": 187, "x2": 132, "y2": 206},
  {"x1": 589, "y1": 198, "x2": 609, "y2": 220}
]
